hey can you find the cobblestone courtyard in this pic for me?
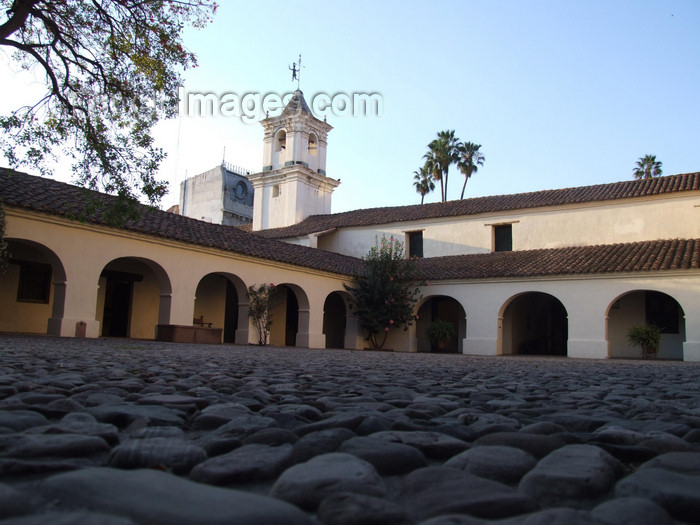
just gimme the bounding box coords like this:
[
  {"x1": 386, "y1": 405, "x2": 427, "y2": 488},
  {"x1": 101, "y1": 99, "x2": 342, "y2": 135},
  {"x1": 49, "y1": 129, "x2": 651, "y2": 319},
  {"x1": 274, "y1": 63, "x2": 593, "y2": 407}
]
[{"x1": 0, "y1": 335, "x2": 698, "y2": 524}]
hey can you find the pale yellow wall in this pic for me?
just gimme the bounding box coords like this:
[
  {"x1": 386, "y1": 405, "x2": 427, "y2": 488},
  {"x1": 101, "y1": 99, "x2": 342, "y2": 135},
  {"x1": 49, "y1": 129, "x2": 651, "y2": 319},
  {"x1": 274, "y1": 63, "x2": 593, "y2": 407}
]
[
  {"x1": 0, "y1": 241, "x2": 58, "y2": 335},
  {"x1": 130, "y1": 272, "x2": 160, "y2": 339},
  {"x1": 194, "y1": 275, "x2": 227, "y2": 329},
  {"x1": 4, "y1": 208, "x2": 347, "y2": 346},
  {"x1": 0, "y1": 262, "x2": 54, "y2": 334},
  {"x1": 268, "y1": 289, "x2": 288, "y2": 346},
  {"x1": 316, "y1": 194, "x2": 700, "y2": 258}
]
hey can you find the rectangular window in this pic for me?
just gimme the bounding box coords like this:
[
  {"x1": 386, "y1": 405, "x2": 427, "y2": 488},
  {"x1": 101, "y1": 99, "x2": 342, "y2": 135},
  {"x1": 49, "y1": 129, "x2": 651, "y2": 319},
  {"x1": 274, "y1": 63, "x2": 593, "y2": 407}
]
[
  {"x1": 494, "y1": 224, "x2": 513, "y2": 252},
  {"x1": 408, "y1": 231, "x2": 423, "y2": 258},
  {"x1": 16, "y1": 261, "x2": 52, "y2": 303}
]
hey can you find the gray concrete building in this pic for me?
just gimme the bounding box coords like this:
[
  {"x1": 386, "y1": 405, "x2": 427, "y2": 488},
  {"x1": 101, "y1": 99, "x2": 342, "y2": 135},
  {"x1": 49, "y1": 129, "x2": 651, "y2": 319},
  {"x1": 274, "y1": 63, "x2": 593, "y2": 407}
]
[{"x1": 178, "y1": 162, "x2": 254, "y2": 226}]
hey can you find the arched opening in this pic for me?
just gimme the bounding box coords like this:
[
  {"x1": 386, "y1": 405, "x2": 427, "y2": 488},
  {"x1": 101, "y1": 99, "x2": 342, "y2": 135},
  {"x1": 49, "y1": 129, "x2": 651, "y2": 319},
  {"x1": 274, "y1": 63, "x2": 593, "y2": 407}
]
[
  {"x1": 274, "y1": 129, "x2": 287, "y2": 152},
  {"x1": 0, "y1": 239, "x2": 67, "y2": 335},
  {"x1": 273, "y1": 129, "x2": 288, "y2": 170},
  {"x1": 415, "y1": 296, "x2": 466, "y2": 353},
  {"x1": 308, "y1": 133, "x2": 318, "y2": 157},
  {"x1": 500, "y1": 292, "x2": 568, "y2": 356},
  {"x1": 607, "y1": 290, "x2": 685, "y2": 360},
  {"x1": 268, "y1": 284, "x2": 309, "y2": 347},
  {"x1": 194, "y1": 273, "x2": 248, "y2": 344},
  {"x1": 323, "y1": 291, "x2": 348, "y2": 349},
  {"x1": 97, "y1": 257, "x2": 171, "y2": 339}
]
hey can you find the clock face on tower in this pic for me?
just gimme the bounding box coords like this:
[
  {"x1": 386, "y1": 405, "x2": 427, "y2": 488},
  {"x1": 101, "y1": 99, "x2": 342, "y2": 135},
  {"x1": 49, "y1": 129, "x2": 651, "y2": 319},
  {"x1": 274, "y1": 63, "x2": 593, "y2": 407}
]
[{"x1": 233, "y1": 180, "x2": 247, "y2": 202}]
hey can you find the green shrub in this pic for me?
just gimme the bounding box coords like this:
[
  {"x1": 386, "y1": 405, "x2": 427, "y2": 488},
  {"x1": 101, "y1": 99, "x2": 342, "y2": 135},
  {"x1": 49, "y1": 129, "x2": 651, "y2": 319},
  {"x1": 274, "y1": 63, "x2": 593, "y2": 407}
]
[
  {"x1": 627, "y1": 324, "x2": 662, "y2": 359},
  {"x1": 427, "y1": 319, "x2": 456, "y2": 346},
  {"x1": 344, "y1": 236, "x2": 423, "y2": 350}
]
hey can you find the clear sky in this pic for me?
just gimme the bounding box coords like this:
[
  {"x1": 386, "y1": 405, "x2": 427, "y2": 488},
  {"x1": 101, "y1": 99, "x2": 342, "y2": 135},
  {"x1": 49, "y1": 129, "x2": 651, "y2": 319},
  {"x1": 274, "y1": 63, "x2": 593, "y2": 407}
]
[{"x1": 1, "y1": 1, "x2": 699, "y2": 213}]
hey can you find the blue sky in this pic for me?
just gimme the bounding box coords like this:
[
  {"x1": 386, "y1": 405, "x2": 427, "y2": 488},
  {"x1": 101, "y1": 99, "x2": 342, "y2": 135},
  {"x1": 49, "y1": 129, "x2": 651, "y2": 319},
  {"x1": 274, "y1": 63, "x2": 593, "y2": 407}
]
[{"x1": 2, "y1": 1, "x2": 699, "y2": 213}]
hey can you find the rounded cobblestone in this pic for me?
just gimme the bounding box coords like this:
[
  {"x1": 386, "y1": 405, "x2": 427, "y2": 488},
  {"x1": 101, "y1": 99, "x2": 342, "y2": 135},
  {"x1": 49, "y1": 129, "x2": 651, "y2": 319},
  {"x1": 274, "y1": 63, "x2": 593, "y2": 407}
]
[{"x1": 0, "y1": 335, "x2": 698, "y2": 524}]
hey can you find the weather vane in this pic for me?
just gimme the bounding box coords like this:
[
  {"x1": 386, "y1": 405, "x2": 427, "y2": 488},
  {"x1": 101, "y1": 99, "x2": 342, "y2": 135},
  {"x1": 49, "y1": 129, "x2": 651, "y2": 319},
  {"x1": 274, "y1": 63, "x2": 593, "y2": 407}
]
[{"x1": 289, "y1": 54, "x2": 303, "y2": 90}]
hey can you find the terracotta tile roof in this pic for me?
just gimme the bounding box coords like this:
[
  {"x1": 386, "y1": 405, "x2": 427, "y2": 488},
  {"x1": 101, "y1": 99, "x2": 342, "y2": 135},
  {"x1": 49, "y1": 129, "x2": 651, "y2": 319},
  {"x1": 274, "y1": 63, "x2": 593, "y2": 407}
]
[
  {"x1": 413, "y1": 239, "x2": 700, "y2": 281},
  {"x1": 255, "y1": 172, "x2": 700, "y2": 239},
  {"x1": 0, "y1": 168, "x2": 363, "y2": 277},
  {"x1": 1, "y1": 168, "x2": 697, "y2": 282}
]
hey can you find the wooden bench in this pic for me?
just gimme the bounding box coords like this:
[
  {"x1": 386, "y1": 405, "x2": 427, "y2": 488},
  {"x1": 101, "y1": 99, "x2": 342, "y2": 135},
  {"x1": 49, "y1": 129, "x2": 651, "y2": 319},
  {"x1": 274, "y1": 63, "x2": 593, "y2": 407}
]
[{"x1": 193, "y1": 315, "x2": 213, "y2": 328}]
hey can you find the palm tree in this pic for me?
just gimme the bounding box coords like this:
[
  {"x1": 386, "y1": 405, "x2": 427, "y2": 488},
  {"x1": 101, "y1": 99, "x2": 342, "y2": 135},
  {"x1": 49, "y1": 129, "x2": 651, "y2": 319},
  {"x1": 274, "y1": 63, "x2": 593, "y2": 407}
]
[
  {"x1": 423, "y1": 130, "x2": 460, "y2": 201},
  {"x1": 633, "y1": 155, "x2": 662, "y2": 180},
  {"x1": 422, "y1": 152, "x2": 442, "y2": 202},
  {"x1": 413, "y1": 167, "x2": 435, "y2": 204},
  {"x1": 456, "y1": 142, "x2": 485, "y2": 199}
]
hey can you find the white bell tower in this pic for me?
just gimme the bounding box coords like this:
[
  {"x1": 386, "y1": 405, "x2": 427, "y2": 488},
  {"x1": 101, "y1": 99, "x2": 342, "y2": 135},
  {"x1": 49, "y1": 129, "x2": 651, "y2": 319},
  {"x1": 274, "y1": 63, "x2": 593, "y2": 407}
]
[{"x1": 249, "y1": 90, "x2": 339, "y2": 231}]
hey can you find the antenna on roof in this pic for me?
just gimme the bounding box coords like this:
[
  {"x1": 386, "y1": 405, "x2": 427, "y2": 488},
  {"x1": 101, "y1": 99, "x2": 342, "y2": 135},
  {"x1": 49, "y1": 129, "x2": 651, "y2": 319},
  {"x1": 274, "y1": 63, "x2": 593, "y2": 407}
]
[{"x1": 221, "y1": 146, "x2": 226, "y2": 166}]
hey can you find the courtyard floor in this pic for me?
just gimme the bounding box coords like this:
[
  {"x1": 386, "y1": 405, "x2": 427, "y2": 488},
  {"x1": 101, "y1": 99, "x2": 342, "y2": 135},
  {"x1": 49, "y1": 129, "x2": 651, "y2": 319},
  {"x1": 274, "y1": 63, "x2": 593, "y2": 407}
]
[{"x1": 0, "y1": 335, "x2": 698, "y2": 524}]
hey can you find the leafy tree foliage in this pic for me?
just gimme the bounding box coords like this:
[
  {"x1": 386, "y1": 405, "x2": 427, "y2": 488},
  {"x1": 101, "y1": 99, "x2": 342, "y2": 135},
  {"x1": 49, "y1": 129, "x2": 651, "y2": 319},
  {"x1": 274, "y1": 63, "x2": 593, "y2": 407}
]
[
  {"x1": 0, "y1": 0, "x2": 217, "y2": 216},
  {"x1": 412, "y1": 166, "x2": 434, "y2": 205},
  {"x1": 633, "y1": 155, "x2": 662, "y2": 180},
  {"x1": 0, "y1": 201, "x2": 9, "y2": 274},
  {"x1": 248, "y1": 283, "x2": 275, "y2": 345},
  {"x1": 420, "y1": 130, "x2": 484, "y2": 202},
  {"x1": 344, "y1": 236, "x2": 423, "y2": 350}
]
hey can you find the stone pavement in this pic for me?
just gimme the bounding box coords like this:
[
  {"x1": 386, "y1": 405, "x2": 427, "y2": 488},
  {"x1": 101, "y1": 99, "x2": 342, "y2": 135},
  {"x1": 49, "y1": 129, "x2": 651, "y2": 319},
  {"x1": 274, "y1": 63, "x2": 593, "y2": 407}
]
[{"x1": 0, "y1": 335, "x2": 698, "y2": 524}]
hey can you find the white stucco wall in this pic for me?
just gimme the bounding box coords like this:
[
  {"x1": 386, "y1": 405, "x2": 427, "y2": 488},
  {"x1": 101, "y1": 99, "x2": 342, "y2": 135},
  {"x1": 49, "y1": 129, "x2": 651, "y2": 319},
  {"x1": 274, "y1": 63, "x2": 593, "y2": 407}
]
[
  {"x1": 419, "y1": 273, "x2": 700, "y2": 361},
  {"x1": 250, "y1": 167, "x2": 338, "y2": 231},
  {"x1": 315, "y1": 194, "x2": 700, "y2": 258}
]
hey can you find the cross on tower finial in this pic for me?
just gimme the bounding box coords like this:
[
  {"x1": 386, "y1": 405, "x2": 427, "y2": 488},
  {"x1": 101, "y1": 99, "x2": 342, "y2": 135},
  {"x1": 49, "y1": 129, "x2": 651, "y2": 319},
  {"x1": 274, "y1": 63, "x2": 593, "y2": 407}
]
[{"x1": 289, "y1": 54, "x2": 303, "y2": 89}]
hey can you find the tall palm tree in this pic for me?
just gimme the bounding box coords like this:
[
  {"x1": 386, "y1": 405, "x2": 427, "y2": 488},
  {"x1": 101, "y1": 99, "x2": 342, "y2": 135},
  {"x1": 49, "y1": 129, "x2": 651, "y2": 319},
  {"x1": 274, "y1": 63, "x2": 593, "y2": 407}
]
[
  {"x1": 413, "y1": 167, "x2": 435, "y2": 205},
  {"x1": 422, "y1": 152, "x2": 442, "y2": 202},
  {"x1": 633, "y1": 155, "x2": 662, "y2": 180},
  {"x1": 456, "y1": 142, "x2": 485, "y2": 199},
  {"x1": 423, "y1": 130, "x2": 460, "y2": 201},
  {"x1": 436, "y1": 130, "x2": 460, "y2": 200}
]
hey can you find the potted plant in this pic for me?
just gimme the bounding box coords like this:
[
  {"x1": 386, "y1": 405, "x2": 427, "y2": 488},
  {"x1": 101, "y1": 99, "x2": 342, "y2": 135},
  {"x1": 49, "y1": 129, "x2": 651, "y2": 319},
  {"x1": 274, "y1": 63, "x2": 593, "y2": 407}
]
[
  {"x1": 626, "y1": 324, "x2": 662, "y2": 359},
  {"x1": 428, "y1": 319, "x2": 456, "y2": 350}
]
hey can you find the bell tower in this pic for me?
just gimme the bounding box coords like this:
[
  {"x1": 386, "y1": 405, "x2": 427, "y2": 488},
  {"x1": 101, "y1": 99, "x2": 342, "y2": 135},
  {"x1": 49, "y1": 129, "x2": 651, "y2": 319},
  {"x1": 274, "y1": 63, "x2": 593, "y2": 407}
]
[{"x1": 249, "y1": 90, "x2": 339, "y2": 231}]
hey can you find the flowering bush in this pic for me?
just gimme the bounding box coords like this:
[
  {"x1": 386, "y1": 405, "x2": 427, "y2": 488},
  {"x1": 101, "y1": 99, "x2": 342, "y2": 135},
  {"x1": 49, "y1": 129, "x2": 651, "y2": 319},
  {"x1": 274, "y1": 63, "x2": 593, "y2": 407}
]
[
  {"x1": 344, "y1": 236, "x2": 423, "y2": 349},
  {"x1": 248, "y1": 283, "x2": 276, "y2": 345}
]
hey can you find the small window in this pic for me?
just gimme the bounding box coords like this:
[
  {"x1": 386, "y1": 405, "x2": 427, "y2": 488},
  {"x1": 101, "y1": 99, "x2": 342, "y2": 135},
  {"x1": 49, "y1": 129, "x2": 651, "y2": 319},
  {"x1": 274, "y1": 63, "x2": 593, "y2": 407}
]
[
  {"x1": 272, "y1": 184, "x2": 281, "y2": 198},
  {"x1": 16, "y1": 261, "x2": 52, "y2": 303},
  {"x1": 308, "y1": 133, "x2": 318, "y2": 157},
  {"x1": 408, "y1": 231, "x2": 423, "y2": 258},
  {"x1": 494, "y1": 225, "x2": 512, "y2": 252}
]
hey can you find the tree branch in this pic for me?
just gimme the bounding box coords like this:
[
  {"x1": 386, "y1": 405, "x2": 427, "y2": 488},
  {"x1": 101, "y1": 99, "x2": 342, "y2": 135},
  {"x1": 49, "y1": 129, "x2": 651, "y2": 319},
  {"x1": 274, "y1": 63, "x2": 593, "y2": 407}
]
[{"x1": 0, "y1": 0, "x2": 40, "y2": 40}]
